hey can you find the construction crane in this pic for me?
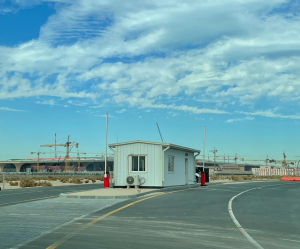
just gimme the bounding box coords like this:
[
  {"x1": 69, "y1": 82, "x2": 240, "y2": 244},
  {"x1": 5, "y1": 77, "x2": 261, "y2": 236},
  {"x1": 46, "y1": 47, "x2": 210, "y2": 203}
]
[
  {"x1": 231, "y1": 154, "x2": 253, "y2": 164},
  {"x1": 215, "y1": 154, "x2": 252, "y2": 164},
  {"x1": 215, "y1": 154, "x2": 236, "y2": 163},
  {"x1": 282, "y1": 151, "x2": 287, "y2": 167},
  {"x1": 240, "y1": 155, "x2": 269, "y2": 166},
  {"x1": 30, "y1": 152, "x2": 46, "y2": 172},
  {"x1": 209, "y1": 147, "x2": 218, "y2": 168},
  {"x1": 77, "y1": 150, "x2": 86, "y2": 172},
  {"x1": 40, "y1": 135, "x2": 78, "y2": 172}
]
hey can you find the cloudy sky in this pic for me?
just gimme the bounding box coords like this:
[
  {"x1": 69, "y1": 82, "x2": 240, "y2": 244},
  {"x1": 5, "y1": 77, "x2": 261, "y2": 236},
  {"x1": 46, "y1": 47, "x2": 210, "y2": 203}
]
[{"x1": 0, "y1": 0, "x2": 300, "y2": 161}]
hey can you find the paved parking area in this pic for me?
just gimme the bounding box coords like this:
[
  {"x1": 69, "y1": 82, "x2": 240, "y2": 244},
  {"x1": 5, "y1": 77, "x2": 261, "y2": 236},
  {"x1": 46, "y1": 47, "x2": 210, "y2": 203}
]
[{"x1": 0, "y1": 198, "x2": 124, "y2": 249}]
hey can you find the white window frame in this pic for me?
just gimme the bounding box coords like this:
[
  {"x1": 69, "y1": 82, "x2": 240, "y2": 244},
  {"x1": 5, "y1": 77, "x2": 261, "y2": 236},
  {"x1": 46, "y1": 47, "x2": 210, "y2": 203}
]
[
  {"x1": 130, "y1": 155, "x2": 147, "y2": 173},
  {"x1": 168, "y1": 155, "x2": 175, "y2": 173}
]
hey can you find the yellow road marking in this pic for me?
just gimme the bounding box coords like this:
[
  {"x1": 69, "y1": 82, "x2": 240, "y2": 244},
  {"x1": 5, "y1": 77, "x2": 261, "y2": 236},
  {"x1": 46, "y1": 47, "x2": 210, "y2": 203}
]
[
  {"x1": 0, "y1": 195, "x2": 58, "y2": 206},
  {"x1": 46, "y1": 188, "x2": 192, "y2": 249}
]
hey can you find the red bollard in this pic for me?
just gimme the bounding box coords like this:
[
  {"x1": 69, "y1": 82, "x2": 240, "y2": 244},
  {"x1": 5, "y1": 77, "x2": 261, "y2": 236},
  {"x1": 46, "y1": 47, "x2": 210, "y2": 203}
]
[
  {"x1": 103, "y1": 173, "x2": 110, "y2": 188},
  {"x1": 201, "y1": 172, "x2": 205, "y2": 186}
]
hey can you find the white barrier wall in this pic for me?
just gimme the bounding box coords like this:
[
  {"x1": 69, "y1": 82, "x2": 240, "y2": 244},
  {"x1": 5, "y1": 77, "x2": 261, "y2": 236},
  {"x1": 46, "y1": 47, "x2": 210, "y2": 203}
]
[{"x1": 252, "y1": 168, "x2": 300, "y2": 176}]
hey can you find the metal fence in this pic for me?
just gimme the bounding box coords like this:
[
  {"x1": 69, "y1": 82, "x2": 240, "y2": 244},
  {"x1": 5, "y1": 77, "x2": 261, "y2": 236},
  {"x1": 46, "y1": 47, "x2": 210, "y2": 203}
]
[
  {"x1": 252, "y1": 168, "x2": 300, "y2": 176},
  {"x1": 1, "y1": 171, "x2": 114, "y2": 190}
]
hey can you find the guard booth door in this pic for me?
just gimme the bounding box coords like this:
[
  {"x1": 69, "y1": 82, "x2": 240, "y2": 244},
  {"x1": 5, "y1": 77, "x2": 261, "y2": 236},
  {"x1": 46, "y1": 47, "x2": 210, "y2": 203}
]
[
  {"x1": 185, "y1": 158, "x2": 188, "y2": 184},
  {"x1": 204, "y1": 168, "x2": 209, "y2": 182}
]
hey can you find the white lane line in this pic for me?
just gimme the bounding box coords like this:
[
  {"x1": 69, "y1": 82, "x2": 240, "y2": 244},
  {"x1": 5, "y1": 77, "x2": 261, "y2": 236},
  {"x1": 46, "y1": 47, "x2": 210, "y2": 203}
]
[
  {"x1": 0, "y1": 185, "x2": 100, "y2": 196},
  {"x1": 0, "y1": 190, "x2": 45, "y2": 196},
  {"x1": 207, "y1": 189, "x2": 241, "y2": 193},
  {"x1": 281, "y1": 238, "x2": 300, "y2": 243},
  {"x1": 228, "y1": 182, "x2": 297, "y2": 249},
  {"x1": 228, "y1": 187, "x2": 264, "y2": 249}
]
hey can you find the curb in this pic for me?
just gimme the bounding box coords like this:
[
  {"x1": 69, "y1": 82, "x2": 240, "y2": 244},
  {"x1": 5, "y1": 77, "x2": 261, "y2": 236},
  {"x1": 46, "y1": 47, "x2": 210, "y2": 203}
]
[{"x1": 60, "y1": 184, "x2": 200, "y2": 200}]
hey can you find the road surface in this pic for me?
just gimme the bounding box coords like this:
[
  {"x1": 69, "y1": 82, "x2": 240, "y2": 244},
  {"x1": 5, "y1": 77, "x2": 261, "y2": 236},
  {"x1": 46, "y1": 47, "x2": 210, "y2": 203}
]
[
  {"x1": 0, "y1": 183, "x2": 103, "y2": 207},
  {"x1": 19, "y1": 181, "x2": 300, "y2": 249}
]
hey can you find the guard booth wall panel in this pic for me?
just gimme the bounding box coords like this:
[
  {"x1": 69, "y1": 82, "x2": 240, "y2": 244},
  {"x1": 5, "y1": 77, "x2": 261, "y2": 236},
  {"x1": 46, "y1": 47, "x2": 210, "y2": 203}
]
[
  {"x1": 114, "y1": 143, "x2": 163, "y2": 187},
  {"x1": 163, "y1": 149, "x2": 195, "y2": 187}
]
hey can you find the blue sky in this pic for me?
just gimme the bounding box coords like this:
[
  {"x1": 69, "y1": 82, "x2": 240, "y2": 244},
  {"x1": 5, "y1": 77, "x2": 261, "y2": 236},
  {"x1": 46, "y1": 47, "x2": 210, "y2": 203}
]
[{"x1": 0, "y1": 0, "x2": 300, "y2": 162}]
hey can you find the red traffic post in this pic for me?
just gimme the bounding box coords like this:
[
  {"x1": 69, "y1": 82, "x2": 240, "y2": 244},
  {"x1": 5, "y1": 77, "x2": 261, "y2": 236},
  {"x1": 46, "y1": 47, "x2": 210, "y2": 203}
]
[
  {"x1": 103, "y1": 173, "x2": 110, "y2": 188},
  {"x1": 201, "y1": 172, "x2": 206, "y2": 186}
]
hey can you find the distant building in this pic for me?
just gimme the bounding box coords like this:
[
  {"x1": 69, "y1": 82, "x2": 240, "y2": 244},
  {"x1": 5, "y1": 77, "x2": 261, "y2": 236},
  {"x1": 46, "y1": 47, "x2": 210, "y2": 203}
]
[{"x1": 109, "y1": 140, "x2": 200, "y2": 187}]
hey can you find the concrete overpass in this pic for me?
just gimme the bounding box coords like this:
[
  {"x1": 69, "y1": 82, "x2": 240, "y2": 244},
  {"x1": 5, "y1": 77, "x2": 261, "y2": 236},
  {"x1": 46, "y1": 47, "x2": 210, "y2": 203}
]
[{"x1": 0, "y1": 156, "x2": 114, "y2": 173}]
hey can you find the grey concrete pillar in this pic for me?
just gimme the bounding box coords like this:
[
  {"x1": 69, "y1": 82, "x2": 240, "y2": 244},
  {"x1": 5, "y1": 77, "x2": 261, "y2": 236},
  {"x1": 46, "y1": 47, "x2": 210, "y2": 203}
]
[
  {"x1": 13, "y1": 163, "x2": 24, "y2": 173},
  {"x1": 0, "y1": 163, "x2": 5, "y2": 172}
]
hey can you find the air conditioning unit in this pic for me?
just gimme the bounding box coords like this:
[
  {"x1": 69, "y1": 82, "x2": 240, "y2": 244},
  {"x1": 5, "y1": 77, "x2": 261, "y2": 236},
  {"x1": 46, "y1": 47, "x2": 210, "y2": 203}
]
[{"x1": 126, "y1": 175, "x2": 140, "y2": 186}]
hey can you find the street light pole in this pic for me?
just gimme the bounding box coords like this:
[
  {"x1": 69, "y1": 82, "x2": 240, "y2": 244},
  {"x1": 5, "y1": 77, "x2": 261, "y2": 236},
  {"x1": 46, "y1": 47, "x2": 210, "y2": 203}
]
[
  {"x1": 203, "y1": 126, "x2": 206, "y2": 170},
  {"x1": 105, "y1": 113, "x2": 108, "y2": 178},
  {"x1": 2, "y1": 173, "x2": 5, "y2": 190}
]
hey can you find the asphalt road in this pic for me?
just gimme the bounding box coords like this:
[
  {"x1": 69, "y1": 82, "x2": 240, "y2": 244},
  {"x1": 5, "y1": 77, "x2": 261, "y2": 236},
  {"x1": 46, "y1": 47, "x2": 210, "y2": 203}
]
[
  {"x1": 18, "y1": 181, "x2": 300, "y2": 249},
  {"x1": 0, "y1": 183, "x2": 103, "y2": 207}
]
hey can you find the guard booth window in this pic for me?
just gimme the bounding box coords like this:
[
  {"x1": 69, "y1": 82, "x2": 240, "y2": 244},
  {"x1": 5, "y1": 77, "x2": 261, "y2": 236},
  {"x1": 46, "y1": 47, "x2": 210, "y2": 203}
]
[
  {"x1": 132, "y1": 155, "x2": 146, "y2": 172},
  {"x1": 168, "y1": 156, "x2": 174, "y2": 172}
]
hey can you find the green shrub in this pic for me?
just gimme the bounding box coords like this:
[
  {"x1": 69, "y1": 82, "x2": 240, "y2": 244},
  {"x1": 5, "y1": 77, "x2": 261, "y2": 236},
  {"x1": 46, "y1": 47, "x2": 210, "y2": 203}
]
[
  {"x1": 20, "y1": 178, "x2": 37, "y2": 188},
  {"x1": 60, "y1": 177, "x2": 69, "y2": 183},
  {"x1": 70, "y1": 178, "x2": 82, "y2": 184},
  {"x1": 231, "y1": 175, "x2": 239, "y2": 181},
  {"x1": 36, "y1": 181, "x2": 52, "y2": 187},
  {"x1": 6, "y1": 176, "x2": 21, "y2": 182},
  {"x1": 85, "y1": 180, "x2": 89, "y2": 183},
  {"x1": 95, "y1": 176, "x2": 104, "y2": 181},
  {"x1": 9, "y1": 181, "x2": 19, "y2": 186}
]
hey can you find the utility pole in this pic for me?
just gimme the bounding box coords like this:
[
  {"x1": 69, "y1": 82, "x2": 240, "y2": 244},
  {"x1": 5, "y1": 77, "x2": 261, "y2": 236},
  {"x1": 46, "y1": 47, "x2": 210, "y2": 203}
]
[
  {"x1": 203, "y1": 126, "x2": 206, "y2": 170},
  {"x1": 105, "y1": 113, "x2": 108, "y2": 178},
  {"x1": 31, "y1": 152, "x2": 45, "y2": 172},
  {"x1": 210, "y1": 147, "x2": 218, "y2": 168},
  {"x1": 55, "y1": 133, "x2": 57, "y2": 159},
  {"x1": 2, "y1": 173, "x2": 5, "y2": 190}
]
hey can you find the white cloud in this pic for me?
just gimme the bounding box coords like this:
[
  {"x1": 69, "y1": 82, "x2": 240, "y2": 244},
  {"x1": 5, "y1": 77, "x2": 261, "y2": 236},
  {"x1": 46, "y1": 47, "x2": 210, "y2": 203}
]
[
  {"x1": 36, "y1": 99, "x2": 57, "y2": 106},
  {"x1": 67, "y1": 100, "x2": 88, "y2": 106},
  {"x1": 226, "y1": 116, "x2": 255, "y2": 123},
  {"x1": 93, "y1": 114, "x2": 115, "y2": 118},
  {"x1": 0, "y1": 107, "x2": 25, "y2": 112},
  {"x1": 1, "y1": 0, "x2": 300, "y2": 117},
  {"x1": 168, "y1": 111, "x2": 178, "y2": 117},
  {"x1": 238, "y1": 110, "x2": 300, "y2": 120},
  {"x1": 116, "y1": 109, "x2": 126, "y2": 113}
]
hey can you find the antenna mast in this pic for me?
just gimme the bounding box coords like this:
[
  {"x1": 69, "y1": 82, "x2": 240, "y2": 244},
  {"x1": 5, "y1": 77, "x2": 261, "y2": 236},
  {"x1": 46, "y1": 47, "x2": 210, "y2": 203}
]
[{"x1": 156, "y1": 122, "x2": 164, "y2": 142}]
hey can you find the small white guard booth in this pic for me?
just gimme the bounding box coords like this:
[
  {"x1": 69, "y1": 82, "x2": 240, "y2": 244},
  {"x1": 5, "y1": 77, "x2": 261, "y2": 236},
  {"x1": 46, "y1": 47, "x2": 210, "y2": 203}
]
[{"x1": 109, "y1": 140, "x2": 200, "y2": 187}]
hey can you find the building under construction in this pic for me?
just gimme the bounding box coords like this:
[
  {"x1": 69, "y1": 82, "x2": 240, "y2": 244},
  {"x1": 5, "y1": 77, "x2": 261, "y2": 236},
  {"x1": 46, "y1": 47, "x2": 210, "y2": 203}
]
[{"x1": 196, "y1": 161, "x2": 260, "y2": 175}]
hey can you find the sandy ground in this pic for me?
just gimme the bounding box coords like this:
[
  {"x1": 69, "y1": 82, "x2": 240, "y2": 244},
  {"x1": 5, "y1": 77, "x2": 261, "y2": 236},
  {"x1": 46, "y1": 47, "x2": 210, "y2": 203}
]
[
  {"x1": 67, "y1": 188, "x2": 157, "y2": 196},
  {"x1": 1, "y1": 180, "x2": 104, "y2": 190}
]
